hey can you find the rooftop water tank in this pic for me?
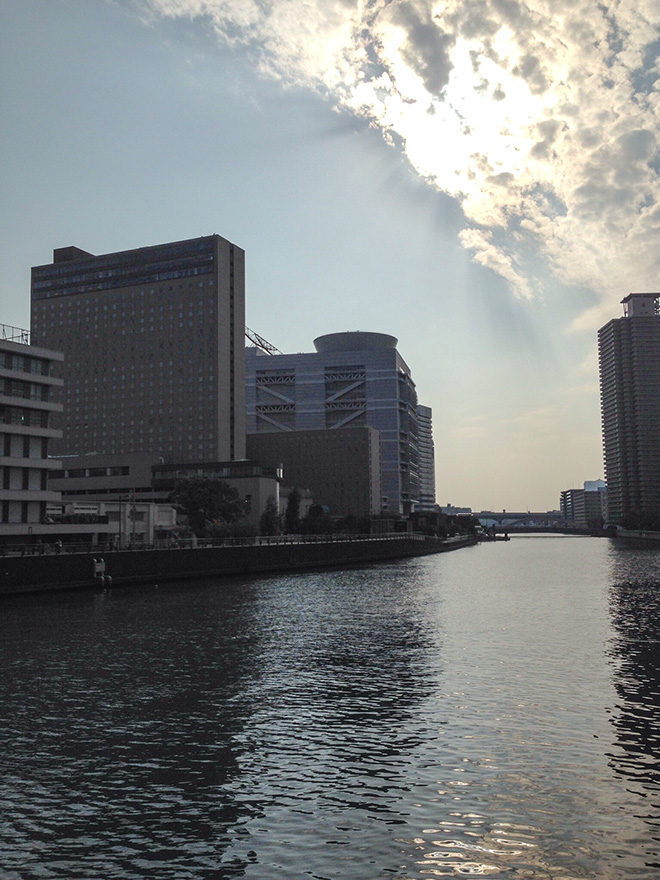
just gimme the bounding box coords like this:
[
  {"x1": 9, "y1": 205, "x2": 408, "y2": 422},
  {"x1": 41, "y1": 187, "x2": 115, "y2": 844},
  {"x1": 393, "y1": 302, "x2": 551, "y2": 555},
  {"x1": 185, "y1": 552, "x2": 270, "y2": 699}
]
[{"x1": 313, "y1": 332, "x2": 398, "y2": 353}]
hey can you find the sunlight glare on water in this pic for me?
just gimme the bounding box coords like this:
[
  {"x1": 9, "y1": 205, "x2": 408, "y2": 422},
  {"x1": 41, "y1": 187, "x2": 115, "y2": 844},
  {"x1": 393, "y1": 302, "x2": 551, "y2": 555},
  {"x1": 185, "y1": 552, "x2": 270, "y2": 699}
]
[{"x1": 1, "y1": 535, "x2": 660, "y2": 878}]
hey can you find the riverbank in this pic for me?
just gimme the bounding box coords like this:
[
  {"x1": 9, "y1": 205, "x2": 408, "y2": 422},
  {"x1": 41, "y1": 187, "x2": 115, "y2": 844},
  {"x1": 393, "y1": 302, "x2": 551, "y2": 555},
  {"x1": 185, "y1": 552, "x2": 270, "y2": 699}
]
[
  {"x1": 613, "y1": 528, "x2": 660, "y2": 544},
  {"x1": 0, "y1": 533, "x2": 477, "y2": 596}
]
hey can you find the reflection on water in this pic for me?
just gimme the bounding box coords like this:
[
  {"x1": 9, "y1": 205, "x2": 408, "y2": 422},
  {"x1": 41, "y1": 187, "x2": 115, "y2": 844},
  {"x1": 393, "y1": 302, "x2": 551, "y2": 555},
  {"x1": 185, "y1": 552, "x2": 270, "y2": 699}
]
[
  {"x1": 1, "y1": 580, "x2": 264, "y2": 879},
  {"x1": 607, "y1": 546, "x2": 660, "y2": 870},
  {"x1": 2, "y1": 539, "x2": 660, "y2": 877}
]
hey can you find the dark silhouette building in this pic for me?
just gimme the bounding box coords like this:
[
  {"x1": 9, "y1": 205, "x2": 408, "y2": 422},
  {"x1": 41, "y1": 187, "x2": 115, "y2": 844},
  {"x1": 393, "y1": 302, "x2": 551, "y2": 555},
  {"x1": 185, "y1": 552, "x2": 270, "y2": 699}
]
[
  {"x1": 30, "y1": 235, "x2": 246, "y2": 463},
  {"x1": 598, "y1": 293, "x2": 660, "y2": 526},
  {"x1": 246, "y1": 426, "x2": 381, "y2": 517}
]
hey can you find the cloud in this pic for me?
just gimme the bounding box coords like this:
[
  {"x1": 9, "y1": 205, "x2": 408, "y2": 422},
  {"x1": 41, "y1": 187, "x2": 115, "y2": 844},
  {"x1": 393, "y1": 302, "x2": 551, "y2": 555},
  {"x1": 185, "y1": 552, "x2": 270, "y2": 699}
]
[
  {"x1": 137, "y1": 0, "x2": 660, "y2": 324},
  {"x1": 385, "y1": 1, "x2": 455, "y2": 98},
  {"x1": 458, "y1": 227, "x2": 532, "y2": 300}
]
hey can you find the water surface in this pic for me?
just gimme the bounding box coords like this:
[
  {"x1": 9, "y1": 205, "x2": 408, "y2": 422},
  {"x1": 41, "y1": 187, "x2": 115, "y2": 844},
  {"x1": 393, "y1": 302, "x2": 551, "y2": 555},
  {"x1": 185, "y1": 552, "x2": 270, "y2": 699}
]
[{"x1": 2, "y1": 535, "x2": 660, "y2": 878}]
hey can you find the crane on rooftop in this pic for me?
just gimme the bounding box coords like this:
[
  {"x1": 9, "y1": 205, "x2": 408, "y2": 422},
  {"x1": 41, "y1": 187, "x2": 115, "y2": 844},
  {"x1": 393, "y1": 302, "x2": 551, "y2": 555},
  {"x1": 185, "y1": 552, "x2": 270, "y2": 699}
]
[{"x1": 245, "y1": 326, "x2": 282, "y2": 355}]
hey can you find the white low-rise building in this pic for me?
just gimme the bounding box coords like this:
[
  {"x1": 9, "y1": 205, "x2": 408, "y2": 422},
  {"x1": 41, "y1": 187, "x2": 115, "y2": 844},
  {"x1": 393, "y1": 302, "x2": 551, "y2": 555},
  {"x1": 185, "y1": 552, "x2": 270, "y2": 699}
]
[{"x1": 0, "y1": 325, "x2": 64, "y2": 540}]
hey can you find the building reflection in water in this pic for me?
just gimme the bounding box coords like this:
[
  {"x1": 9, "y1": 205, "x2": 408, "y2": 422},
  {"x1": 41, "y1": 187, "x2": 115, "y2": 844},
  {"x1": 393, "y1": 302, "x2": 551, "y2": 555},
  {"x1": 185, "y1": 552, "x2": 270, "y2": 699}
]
[
  {"x1": 0, "y1": 578, "x2": 266, "y2": 879},
  {"x1": 607, "y1": 545, "x2": 660, "y2": 859}
]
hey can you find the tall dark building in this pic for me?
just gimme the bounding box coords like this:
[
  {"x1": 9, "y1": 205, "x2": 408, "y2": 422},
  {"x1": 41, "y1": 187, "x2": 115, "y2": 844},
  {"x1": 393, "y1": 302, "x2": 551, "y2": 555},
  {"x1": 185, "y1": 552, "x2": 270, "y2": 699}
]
[
  {"x1": 30, "y1": 235, "x2": 246, "y2": 463},
  {"x1": 598, "y1": 293, "x2": 660, "y2": 526}
]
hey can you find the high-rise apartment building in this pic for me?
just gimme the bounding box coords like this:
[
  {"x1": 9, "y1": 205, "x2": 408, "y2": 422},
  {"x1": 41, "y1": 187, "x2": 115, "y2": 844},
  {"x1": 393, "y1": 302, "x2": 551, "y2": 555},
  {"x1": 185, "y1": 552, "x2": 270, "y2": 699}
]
[
  {"x1": 0, "y1": 325, "x2": 64, "y2": 529},
  {"x1": 30, "y1": 236, "x2": 246, "y2": 462},
  {"x1": 246, "y1": 331, "x2": 419, "y2": 515},
  {"x1": 598, "y1": 293, "x2": 660, "y2": 526},
  {"x1": 416, "y1": 404, "x2": 436, "y2": 511}
]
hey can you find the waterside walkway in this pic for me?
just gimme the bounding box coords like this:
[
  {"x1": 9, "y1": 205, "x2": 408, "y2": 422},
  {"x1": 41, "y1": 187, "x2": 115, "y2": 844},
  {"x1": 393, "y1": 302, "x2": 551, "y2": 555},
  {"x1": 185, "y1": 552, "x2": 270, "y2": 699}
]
[{"x1": 0, "y1": 533, "x2": 477, "y2": 596}]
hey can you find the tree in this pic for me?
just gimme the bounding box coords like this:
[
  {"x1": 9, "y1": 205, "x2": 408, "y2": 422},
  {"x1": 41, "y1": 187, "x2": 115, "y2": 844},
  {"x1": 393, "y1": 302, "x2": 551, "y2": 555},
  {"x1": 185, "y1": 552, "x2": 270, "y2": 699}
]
[
  {"x1": 172, "y1": 476, "x2": 244, "y2": 536},
  {"x1": 300, "y1": 503, "x2": 333, "y2": 534},
  {"x1": 259, "y1": 495, "x2": 280, "y2": 536},
  {"x1": 284, "y1": 488, "x2": 301, "y2": 534}
]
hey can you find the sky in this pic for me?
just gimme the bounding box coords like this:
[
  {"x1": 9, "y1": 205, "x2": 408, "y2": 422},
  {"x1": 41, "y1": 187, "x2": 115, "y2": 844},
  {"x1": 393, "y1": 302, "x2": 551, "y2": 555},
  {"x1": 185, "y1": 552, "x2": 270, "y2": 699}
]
[{"x1": 2, "y1": 0, "x2": 660, "y2": 512}]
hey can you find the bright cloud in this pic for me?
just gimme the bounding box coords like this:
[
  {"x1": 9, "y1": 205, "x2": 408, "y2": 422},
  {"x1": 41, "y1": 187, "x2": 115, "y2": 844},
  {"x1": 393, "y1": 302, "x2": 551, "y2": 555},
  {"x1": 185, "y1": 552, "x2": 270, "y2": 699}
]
[{"x1": 137, "y1": 0, "x2": 660, "y2": 317}]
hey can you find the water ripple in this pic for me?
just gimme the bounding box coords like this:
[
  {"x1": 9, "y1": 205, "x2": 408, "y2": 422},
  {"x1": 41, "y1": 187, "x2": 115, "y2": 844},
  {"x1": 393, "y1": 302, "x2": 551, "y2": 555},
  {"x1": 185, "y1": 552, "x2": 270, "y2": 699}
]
[{"x1": 1, "y1": 544, "x2": 660, "y2": 877}]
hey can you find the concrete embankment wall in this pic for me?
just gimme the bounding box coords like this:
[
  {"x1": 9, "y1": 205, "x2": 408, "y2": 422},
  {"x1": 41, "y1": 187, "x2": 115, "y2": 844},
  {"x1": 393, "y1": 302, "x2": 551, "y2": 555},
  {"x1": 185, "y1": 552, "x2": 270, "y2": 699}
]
[{"x1": 0, "y1": 536, "x2": 476, "y2": 596}]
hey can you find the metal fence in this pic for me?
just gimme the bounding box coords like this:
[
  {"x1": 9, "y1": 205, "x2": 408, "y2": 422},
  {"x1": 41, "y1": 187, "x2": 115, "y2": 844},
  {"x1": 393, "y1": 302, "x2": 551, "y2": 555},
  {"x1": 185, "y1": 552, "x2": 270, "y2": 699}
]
[
  {"x1": 0, "y1": 323, "x2": 30, "y2": 344},
  {"x1": 0, "y1": 532, "x2": 448, "y2": 557}
]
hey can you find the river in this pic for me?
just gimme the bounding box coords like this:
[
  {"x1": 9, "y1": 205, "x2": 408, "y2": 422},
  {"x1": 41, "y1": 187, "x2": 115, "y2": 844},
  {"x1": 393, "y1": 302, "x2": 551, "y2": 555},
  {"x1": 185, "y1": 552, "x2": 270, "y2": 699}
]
[{"x1": 1, "y1": 535, "x2": 660, "y2": 878}]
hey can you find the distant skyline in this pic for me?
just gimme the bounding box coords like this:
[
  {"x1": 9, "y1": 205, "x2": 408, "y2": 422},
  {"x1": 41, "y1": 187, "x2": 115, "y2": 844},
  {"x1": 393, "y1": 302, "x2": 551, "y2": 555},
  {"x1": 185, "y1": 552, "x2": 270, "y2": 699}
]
[{"x1": 3, "y1": 0, "x2": 660, "y2": 511}]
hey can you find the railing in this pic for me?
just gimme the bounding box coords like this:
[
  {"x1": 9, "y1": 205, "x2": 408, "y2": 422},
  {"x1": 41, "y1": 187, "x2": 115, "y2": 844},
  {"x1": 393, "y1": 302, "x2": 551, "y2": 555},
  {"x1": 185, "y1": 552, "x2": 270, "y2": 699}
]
[
  {"x1": 0, "y1": 324, "x2": 30, "y2": 345},
  {"x1": 0, "y1": 532, "x2": 454, "y2": 557}
]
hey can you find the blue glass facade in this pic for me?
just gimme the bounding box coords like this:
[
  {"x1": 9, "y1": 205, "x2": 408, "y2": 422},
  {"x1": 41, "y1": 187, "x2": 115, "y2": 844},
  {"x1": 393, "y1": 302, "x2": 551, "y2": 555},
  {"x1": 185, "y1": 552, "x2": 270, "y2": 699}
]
[{"x1": 246, "y1": 332, "x2": 419, "y2": 515}]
